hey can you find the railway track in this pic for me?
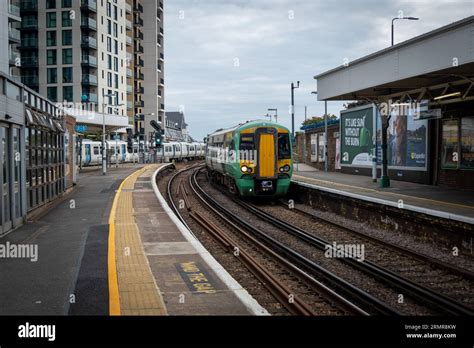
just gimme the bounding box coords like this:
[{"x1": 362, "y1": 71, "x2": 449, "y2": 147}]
[{"x1": 164, "y1": 164, "x2": 370, "y2": 316}]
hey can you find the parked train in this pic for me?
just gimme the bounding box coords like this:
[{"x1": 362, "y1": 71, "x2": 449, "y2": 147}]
[
  {"x1": 205, "y1": 120, "x2": 293, "y2": 196},
  {"x1": 80, "y1": 139, "x2": 205, "y2": 167}
]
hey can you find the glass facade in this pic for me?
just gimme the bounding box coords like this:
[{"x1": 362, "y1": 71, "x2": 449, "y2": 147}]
[{"x1": 442, "y1": 117, "x2": 474, "y2": 170}]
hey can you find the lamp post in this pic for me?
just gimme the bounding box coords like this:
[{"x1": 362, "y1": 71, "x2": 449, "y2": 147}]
[
  {"x1": 391, "y1": 16, "x2": 419, "y2": 45},
  {"x1": 291, "y1": 81, "x2": 300, "y2": 139},
  {"x1": 102, "y1": 93, "x2": 116, "y2": 175},
  {"x1": 311, "y1": 91, "x2": 328, "y2": 172},
  {"x1": 268, "y1": 108, "x2": 278, "y2": 123}
]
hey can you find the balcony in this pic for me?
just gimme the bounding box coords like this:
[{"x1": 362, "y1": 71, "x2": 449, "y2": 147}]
[
  {"x1": 81, "y1": 17, "x2": 97, "y2": 31},
  {"x1": 135, "y1": 31, "x2": 144, "y2": 40},
  {"x1": 134, "y1": 17, "x2": 143, "y2": 27},
  {"x1": 21, "y1": 19, "x2": 38, "y2": 30},
  {"x1": 159, "y1": 78, "x2": 164, "y2": 86},
  {"x1": 135, "y1": 86, "x2": 144, "y2": 94},
  {"x1": 9, "y1": 28, "x2": 21, "y2": 43},
  {"x1": 81, "y1": 0, "x2": 97, "y2": 12},
  {"x1": 9, "y1": 51, "x2": 20, "y2": 66},
  {"x1": 127, "y1": 85, "x2": 133, "y2": 94},
  {"x1": 125, "y1": 3, "x2": 132, "y2": 14},
  {"x1": 126, "y1": 68, "x2": 133, "y2": 78},
  {"x1": 135, "y1": 71, "x2": 144, "y2": 80},
  {"x1": 20, "y1": 0, "x2": 37, "y2": 12},
  {"x1": 8, "y1": 3, "x2": 20, "y2": 18},
  {"x1": 157, "y1": 63, "x2": 162, "y2": 71},
  {"x1": 126, "y1": 36, "x2": 132, "y2": 46},
  {"x1": 137, "y1": 58, "x2": 144, "y2": 67},
  {"x1": 134, "y1": 3, "x2": 143, "y2": 12},
  {"x1": 81, "y1": 36, "x2": 97, "y2": 49},
  {"x1": 135, "y1": 100, "x2": 144, "y2": 108},
  {"x1": 82, "y1": 93, "x2": 98, "y2": 103},
  {"x1": 22, "y1": 75, "x2": 38, "y2": 86},
  {"x1": 159, "y1": 2, "x2": 163, "y2": 10},
  {"x1": 135, "y1": 44, "x2": 144, "y2": 53},
  {"x1": 160, "y1": 103, "x2": 165, "y2": 111},
  {"x1": 126, "y1": 19, "x2": 132, "y2": 30},
  {"x1": 81, "y1": 55, "x2": 97, "y2": 67},
  {"x1": 159, "y1": 52, "x2": 164, "y2": 61},
  {"x1": 19, "y1": 37, "x2": 37, "y2": 48},
  {"x1": 82, "y1": 74, "x2": 98, "y2": 86},
  {"x1": 21, "y1": 56, "x2": 38, "y2": 67},
  {"x1": 159, "y1": 27, "x2": 164, "y2": 36}
]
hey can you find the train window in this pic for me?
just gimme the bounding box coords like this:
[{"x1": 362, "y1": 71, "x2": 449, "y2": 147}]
[
  {"x1": 278, "y1": 133, "x2": 291, "y2": 159},
  {"x1": 240, "y1": 134, "x2": 254, "y2": 151},
  {"x1": 93, "y1": 146, "x2": 99, "y2": 155}
]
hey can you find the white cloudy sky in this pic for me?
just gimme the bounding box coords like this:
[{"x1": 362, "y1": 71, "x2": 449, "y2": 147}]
[{"x1": 164, "y1": 0, "x2": 474, "y2": 140}]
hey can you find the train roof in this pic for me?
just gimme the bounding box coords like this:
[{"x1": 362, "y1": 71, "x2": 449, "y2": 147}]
[{"x1": 207, "y1": 120, "x2": 290, "y2": 137}]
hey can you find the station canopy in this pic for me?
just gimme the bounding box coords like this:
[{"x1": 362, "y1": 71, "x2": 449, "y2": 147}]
[
  {"x1": 314, "y1": 16, "x2": 474, "y2": 106},
  {"x1": 62, "y1": 107, "x2": 130, "y2": 134}
]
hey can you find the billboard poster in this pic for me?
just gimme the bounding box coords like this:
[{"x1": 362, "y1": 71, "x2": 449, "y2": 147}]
[
  {"x1": 340, "y1": 105, "x2": 375, "y2": 167},
  {"x1": 376, "y1": 107, "x2": 428, "y2": 170}
]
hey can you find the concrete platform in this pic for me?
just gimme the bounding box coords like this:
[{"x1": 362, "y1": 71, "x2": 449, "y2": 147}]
[
  {"x1": 292, "y1": 166, "x2": 474, "y2": 224},
  {"x1": 108, "y1": 164, "x2": 267, "y2": 316}
]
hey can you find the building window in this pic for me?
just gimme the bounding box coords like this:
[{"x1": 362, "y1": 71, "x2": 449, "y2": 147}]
[
  {"x1": 107, "y1": 37, "x2": 112, "y2": 52},
  {"x1": 47, "y1": 50, "x2": 57, "y2": 65},
  {"x1": 107, "y1": 72, "x2": 112, "y2": 87},
  {"x1": 63, "y1": 67, "x2": 73, "y2": 83},
  {"x1": 461, "y1": 117, "x2": 474, "y2": 169},
  {"x1": 46, "y1": 12, "x2": 57, "y2": 28},
  {"x1": 46, "y1": 0, "x2": 56, "y2": 9},
  {"x1": 46, "y1": 31, "x2": 56, "y2": 46},
  {"x1": 63, "y1": 86, "x2": 73, "y2": 101},
  {"x1": 62, "y1": 11, "x2": 72, "y2": 27},
  {"x1": 62, "y1": 49, "x2": 73, "y2": 64},
  {"x1": 107, "y1": 19, "x2": 112, "y2": 34},
  {"x1": 47, "y1": 68, "x2": 57, "y2": 84},
  {"x1": 114, "y1": 57, "x2": 118, "y2": 72},
  {"x1": 62, "y1": 30, "x2": 72, "y2": 45},
  {"x1": 47, "y1": 87, "x2": 57, "y2": 102},
  {"x1": 62, "y1": 0, "x2": 72, "y2": 7},
  {"x1": 108, "y1": 55, "x2": 112, "y2": 69}
]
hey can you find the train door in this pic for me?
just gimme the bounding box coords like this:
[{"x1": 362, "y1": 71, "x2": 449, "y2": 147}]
[
  {"x1": 84, "y1": 144, "x2": 91, "y2": 165},
  {"x1": 257, "y1": 128, "x2": 277, "y2": 178},
  {"x1": 121, "y1": 144, "x2": 126, "y2": 161}
]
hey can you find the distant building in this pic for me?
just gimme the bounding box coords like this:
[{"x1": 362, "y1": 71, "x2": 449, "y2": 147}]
[
  {"x1": 164, "y1": 111, "x2": 192, "y2": 142},
  {"x1": 1, "y1": 0, "x2": 22, "y2": 77}
]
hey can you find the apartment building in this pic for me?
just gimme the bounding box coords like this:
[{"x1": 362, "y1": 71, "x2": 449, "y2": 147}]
[
  {"x1": 126, "y1": 0, "x2": 164, "y2": 141},
  {"x1": 19, "y1": 0, "x2": 128, "y2": 118},
  {"x1": 1, "y1": 0, "x2": 22, "y2": 77}
]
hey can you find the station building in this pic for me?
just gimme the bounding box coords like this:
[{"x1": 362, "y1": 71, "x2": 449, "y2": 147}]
[
  {"x1": 312, "y1": 16, "x2": 474, "y2": 190},
  {"x1": 1, "y1": 71, "x2": 76, "y2": 236}
]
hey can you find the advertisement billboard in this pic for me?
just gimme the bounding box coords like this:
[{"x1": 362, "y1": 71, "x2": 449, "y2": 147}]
[
  {"x1": 340, "y1": 105, "x2": 376, "y2": 167},
  {"x1": 376, "y1": 108, "x2": 428, "y2": 170}
]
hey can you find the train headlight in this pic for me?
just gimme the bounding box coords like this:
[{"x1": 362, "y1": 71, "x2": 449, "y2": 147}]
[
  {"x1": 241, "y1": 166, "x2": 248, "y2": 173},
  {"x1": 279, "y1": 165, "x2": 291, "y2": 172}
]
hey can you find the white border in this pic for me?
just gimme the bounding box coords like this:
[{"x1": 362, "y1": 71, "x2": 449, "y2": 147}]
[
  {"x1": 293, "y1": 180, "x2": 474, "y2": 225},
  {"x1": 152, "y1": 164, "x2": 270, "y2": 316}
]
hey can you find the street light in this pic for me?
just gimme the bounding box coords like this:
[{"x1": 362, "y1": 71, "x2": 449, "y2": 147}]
[
  {"x1": 311, "y1": 91, "x2": 328, "y2": 172},
  {"x1": 102, "y1": 93, "x2": 116, "y2": 175},
  {"x1": 391, "y1": 16, "x2": 419, "y2": 46},
  {"x1": 268, "y1": 108, "x2": 278, "y2": 123},
  {"x1": 291, "y1": 81, "x2": 300, "y2": 139}
]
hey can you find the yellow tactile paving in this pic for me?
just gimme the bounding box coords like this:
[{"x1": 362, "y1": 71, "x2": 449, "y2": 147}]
[{"x1": 110, "y1": 165, "x2": 167, "y2": 315}]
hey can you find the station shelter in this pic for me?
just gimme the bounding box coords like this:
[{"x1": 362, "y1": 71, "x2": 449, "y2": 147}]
[{"x1": 313, "y1": 16, "x2": 474, "y2": 190}]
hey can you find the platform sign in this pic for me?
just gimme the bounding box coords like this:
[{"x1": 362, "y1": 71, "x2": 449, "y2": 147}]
[
  {"x1": 340, "y1": 104, "x2": 376, "y2": 167},
  {"x1": 75, "y1": 124, "x2": 88, "y2": 133}
]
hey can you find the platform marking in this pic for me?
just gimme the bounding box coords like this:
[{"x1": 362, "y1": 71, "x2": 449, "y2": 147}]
[{"x1": 293, "y1": 175, "x2": 474, "y2": 211}]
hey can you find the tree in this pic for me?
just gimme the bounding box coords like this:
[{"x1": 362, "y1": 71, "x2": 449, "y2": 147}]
[{"x1": 302, "y1": 114, "x2": 337, "y2": 127}]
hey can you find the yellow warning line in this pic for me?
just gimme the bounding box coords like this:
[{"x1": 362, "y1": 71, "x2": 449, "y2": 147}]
[
  {"x1": 108, "y1": 168, "x2": 144, "y2": 316},
  {"x1": 293, "y1": 175, "x2": 474, "y2": 211}
]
